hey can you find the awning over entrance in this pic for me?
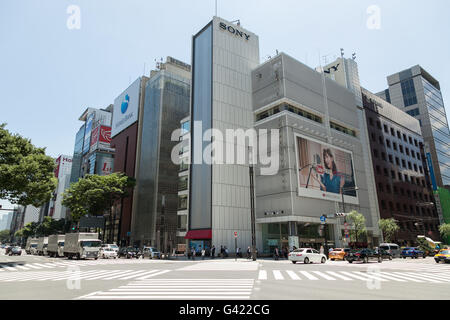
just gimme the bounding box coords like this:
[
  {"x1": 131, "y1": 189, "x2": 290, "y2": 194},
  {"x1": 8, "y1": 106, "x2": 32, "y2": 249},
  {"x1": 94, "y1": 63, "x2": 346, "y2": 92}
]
[{"x1": 184, "y1": 229, "x2": 212, "y2": 239}]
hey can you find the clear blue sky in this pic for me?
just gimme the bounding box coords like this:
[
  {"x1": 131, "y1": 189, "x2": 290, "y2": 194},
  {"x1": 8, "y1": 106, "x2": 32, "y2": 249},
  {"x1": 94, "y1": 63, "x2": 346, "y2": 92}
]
[{"x1": 1, "y1": 0, "x2": 450, "y2": 209}]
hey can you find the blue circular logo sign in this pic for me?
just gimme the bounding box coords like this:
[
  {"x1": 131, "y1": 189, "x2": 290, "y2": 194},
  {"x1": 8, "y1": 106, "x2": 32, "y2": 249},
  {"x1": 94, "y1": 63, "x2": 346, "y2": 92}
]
[{"x1": 121, "y1": 94, "x2": 130, "y2": 114}]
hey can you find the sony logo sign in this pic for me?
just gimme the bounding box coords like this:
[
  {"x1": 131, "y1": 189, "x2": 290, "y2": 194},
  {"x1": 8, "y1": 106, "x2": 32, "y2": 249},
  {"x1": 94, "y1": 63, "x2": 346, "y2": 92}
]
[
  {"x1": 324, "y1": 63, "x2": 340, "y2": 74},
  {"x1": 219, "y1": 22, "x2": 250, "y2": 40}
]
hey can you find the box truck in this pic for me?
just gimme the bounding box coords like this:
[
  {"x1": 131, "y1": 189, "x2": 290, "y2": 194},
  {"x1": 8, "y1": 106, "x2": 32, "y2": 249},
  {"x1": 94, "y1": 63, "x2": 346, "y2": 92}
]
[
  {"x1": 48, "y1": 234, "x2": 65, "y2": 257},
  {"x1": 25, "y1": 238, "x2": 38, "y2": 254},
  {"x1": 36, "y1": 237, "x2": 48, "y2": 256},
  {"x1": 64, "y1": 233, "x2": 101, "y2": 260}
]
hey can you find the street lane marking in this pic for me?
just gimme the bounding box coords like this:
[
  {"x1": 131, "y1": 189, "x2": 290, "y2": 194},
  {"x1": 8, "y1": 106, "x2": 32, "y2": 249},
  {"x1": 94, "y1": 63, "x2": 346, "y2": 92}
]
[
  {"x1": 312, "y1": 271, "x2": 336, "y2": 280},
  {"x1": 339, "y1": 271, "x2": 373, "y2": 281},
  {"x1": 353, "y1": 271, "x2": 387, "y2": 282},
  {"x1": 286, "y1": 270, "x2": 301, "y2": 280},
  {"x1": 121, "y1": 270, "x2": 160, "y2": 280},
  {"x1": 273, "y1": 270, "x2": 284, "y2": 280},
  {"x1": 299, "y1": 271, "x2": 319, "y2": 280},
  {"x1": 258, "y1": 270, "x2": 267, "y2": 280},
  {"x1": 137, "y1": 270, "x2": 171, "y2": 279},
  {"x1": 325, "y1": 271, "x2": 353, "y2": 281},
  {"x1": 388, "y1": 272, "x2": 424, "y2": 282},
  {"x1": 402, "y1": 272, "x2": 443, "y2": 283}
]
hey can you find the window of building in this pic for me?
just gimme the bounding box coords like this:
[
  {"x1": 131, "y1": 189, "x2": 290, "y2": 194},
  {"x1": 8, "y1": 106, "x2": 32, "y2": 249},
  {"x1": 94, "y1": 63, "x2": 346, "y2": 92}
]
[
  {"x1": 178, "y1": 176, "x2": 188, "y2": 191},
  {"x1": 384, "y1": 124, "x2": 388, "y2": 133},
  {"x1": 369, "y1": 118, "x2": 374, "y2": 126},
  {"x1": 395, "y1": 157, "x2": 400, "y2": 166},
  {"x1": 408, "y1": 162, "x2": 412, "y2": 170},
  {"x1": 388, "y1": 154, "x2": 393, "y2": 163},
  {"x1": 408, "y1": 136, "x2": 413, "y2": 144},
  {"x1": 393, "y1": 142, "x2": 398, "y2": 151},
  {"x1": 397, "y1": 131, "x2": 401, "y2": 139},
  {"x1": 386, "y1": 185, "x2": 392, "y2": 194},
  {"x1": 405, "y1": 148, "x2": 410, "y2": 156},
  {"x1": 403, "y1": 134, "x2": 407, "y2": 142},
  {"x1": 401, "y1": 78, "x2": 418, "y2": 107},
  {"x1": 391, "y1": 170, "x2": 396, "y2": 179},
  {"x1": 414, "y1": 139, "x2": 418, "y2": 147},
  {"x1": 399, "y1": 145, "x2": 404, "y2": 153},
  {"x1": 402, "y1": 159, "x2": 406, "y2": 167},
  {"x1": 379, "y1": 136, "x2": 384, "y2": 145},
  {"x1": 330, "y1": 121, "x2": 357, "y2": 137},
  {"x1": 381, "y1": 200, "x2": 386, "y2": 209},
  {"x1": 383, "y1": 168, "x2": 389, "y2": 176},
  {"x1": 406, "y1": 108, "x2": 420, "y2": 117},
  {"x1": 411, "y1": 150, "x2": 415, "y2": 158},
  {"x1": 373, "y1": 149, "x2": 379, "y2": 158},
  {"x1": 417, "y1": 153, "x2": 420, "y2": 160},
  {"x1": 390, "y1": 128, "x2": 395, "y2": 136},
  {"x1": 378, "y1": 183, "x2": 384, "y2": 192},
  {"x1": 386, "y1": 139, "x2": 391, "y2": 148},
  {"x1": 398, "y1": 172, "x2": 403, "y2": 181},
  {"x1": 414, "y1": 164, "x2": 418, "y2": 172},
  {"x1": 178, "y1": 195, "x2": 188, "y2": 210},
  {"x1": 419, "y1": 166, "x2": 423, "y2": 174},
  {"x1": 381, "y1": 152, "x2": 387, "y2": 161},
  {"x1": 400, "y1": 188, "x2": 405, "y2": 196},
  {"x1": 404, "y1": 174, "x2": 409, "y2": 183},
  {"x1": 377, "y1": 121, "x2": 382, "y2": 129},
  {"x1": 371, "y1": 133, "x2": 376, "y2": 142},
  {"x1": 376, "y1": 166, "x2": 381, "y2": 174}
]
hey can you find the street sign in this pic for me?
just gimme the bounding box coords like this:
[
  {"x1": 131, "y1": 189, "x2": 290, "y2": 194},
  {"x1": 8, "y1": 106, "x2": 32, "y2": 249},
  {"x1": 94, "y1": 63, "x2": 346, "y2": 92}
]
[
  {"x1": 234, "y1": 231, "x2": 238, "y2": 238},
  {"x1": 345, "y1": 233, "x2": 349, "y2": 239},
  {"x1": 320, "y1": 215, "x2": 327, "y2": 224}
]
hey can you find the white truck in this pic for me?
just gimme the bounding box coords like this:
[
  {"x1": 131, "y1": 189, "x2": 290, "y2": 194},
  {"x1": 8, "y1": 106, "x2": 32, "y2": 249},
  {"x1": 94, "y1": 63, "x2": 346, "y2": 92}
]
[
  {"x1": 25, "y1": 238, "x2": 38, "y2": 254},
  {"x1": 48, "y1": 234, "x2": 65, "y2": 257},
  {"x1": 64, "y1": 233, "x2": 101, "y2": 260},
  {"x1": 36, "y1": 237, "x2": 49, "y2": 256}
]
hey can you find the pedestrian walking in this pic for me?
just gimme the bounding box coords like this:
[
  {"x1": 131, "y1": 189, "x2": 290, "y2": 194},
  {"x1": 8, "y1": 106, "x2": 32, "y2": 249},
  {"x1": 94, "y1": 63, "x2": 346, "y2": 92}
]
[
  {"x1": 220, "y1": 245, "x2": 224, "y2": 258},
  {"x1": 246, "y1": 246, "x2": 251, "y2": 259},
  {"x1": 274, "y1": 247, "x2": 280, "y2": 260},
  {"x1": 191, "y1": 247, "x2": 196, "y2": 260},
  {"x1": 201, "y1": 248, "x2": 206, "y2": 260},
  {"x1": 225, "y1": 247, "x2": 229, "y2": 258},
  {"x1": 211, "y1": 245, "x2": 216, "y2": 259}
]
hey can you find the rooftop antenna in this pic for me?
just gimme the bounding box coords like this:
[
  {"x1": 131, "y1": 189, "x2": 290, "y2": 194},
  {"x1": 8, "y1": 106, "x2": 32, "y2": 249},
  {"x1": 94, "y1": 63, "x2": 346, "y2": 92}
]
[
  {"x1": 340, "y1": 48, "x2": 344, "y2": 58},
  {"x1": 230, "y1": 19, "x2": 240, "y2": 26},
  {"x1": 352, "y1": 53, "x2": 356, "y2": 60}
]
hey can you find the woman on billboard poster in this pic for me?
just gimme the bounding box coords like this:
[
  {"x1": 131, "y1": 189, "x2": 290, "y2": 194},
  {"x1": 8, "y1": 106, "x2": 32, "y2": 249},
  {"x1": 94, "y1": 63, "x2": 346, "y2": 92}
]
[{"x1": 312, "y1": 148, "x2": 345, "y2": 194}]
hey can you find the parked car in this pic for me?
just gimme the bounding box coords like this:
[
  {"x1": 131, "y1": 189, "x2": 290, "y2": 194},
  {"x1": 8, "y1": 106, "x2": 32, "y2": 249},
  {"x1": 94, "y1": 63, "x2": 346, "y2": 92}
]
[
  {"x1": 142, "y1": 247, "x2": 160, "y2": 259},
  {"x1": 379, "y1": 243, "x2": 400, "y2": 258},
  {"x1": 99, "y1": 247, "x2": 118, "y2": 259},
  {"x1": 346, "y1": 248, "x2": 382, "y2": 263},
  {"x1": 101, "y1": 244, "x2": 119, "y2": 253},
  {"x1": 375, "y1": 248, "x2": 393, "y2": 260},
  {"x1": 118, "y1": 247, "x2": 141, "y2": 259},
  {"x1": 434, "y1": 249, "x2": 450, "y2": 264},
  {"x1": 9, "y1": 246, "x2": 22, "y2": 256},
  {"x1": 401, "y1": 247, "x2": 426, "y2": 259},
  {"x1": 329, "y1": 248, "x2": 349, "y2": 261},
  {"x1": 288, "y1": 248, "x2": 327, "y2": 264}
]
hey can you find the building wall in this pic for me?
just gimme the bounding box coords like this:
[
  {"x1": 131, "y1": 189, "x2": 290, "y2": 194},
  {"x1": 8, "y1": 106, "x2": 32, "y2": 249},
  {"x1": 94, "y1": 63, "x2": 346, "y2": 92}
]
[
  {"x1": 132, "y1": 66, "x2": 190, "y2": 249},
  {"x1": 362, "y1": 89, "x2": 440, "y2": 244},
  {"x1": 189, "y1": 17, "x2": 260, "y2": 251},
  {"x1": 111, "y1": 122, "x2": 138, "y2": 243},
  {"x1": 252, "y1": 53, "x2": 380, "y2": 250}
]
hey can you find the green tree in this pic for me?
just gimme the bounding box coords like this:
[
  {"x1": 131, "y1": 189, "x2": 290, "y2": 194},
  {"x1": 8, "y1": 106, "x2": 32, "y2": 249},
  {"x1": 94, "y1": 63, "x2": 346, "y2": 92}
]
[
  {"x1": 0, "y1": 230, "x2": 10, "y2": 243},
  {"x1": 347, "y1": 210, "x2": 367, "y2": 244},
  {"x1": 0, "y1": 124, "x2": 57, "y2": 206},
  {"x1": 439, "y1": 224, "x2": 450, "y2": 244},
  {"x1": 62, "y1": 173, "x2": 136, "y2": 222},
  {"x1": 15, "y1": 221, "x2": 39, "y2": 239},
  {"x1": 378, "y1": 218, "x2": 400, "y2": 243}
]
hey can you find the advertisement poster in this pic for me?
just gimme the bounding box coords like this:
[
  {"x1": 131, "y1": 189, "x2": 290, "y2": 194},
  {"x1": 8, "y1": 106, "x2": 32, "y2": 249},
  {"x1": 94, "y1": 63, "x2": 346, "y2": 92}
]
[{"x1": 295, "y1": 133, "x2": 358, "y2": 205}]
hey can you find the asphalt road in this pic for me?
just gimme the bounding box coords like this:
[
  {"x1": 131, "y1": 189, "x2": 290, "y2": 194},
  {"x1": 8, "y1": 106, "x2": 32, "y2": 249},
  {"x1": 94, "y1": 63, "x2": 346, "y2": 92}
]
[{"x1": 1, "y1": 251, "x2": 449, "y2": 300}]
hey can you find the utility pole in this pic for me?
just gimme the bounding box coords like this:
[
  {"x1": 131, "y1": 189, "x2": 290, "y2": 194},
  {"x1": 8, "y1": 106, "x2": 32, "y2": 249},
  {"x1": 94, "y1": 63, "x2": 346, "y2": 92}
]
[{"x1": 249, "y1": 161, "x2": 257, "y2": 261}]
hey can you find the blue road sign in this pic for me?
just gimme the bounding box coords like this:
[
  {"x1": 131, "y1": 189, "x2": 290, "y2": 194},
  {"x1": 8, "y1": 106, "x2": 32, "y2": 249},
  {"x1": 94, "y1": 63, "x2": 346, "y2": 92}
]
[{"x1": 320, "y1": 215, "x2": 327, "y2": 223}]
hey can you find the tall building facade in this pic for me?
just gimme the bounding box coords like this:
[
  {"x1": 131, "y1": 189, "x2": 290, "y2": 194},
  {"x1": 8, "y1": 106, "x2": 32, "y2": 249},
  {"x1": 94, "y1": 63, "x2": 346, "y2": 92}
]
[
  {"x1": 252, "y1": 53, "x2": 381, "y2": 252},
  {"x1": 377, "y1": 66, "x2": 450, "y2": 188},
  {"x1": 49, "y1": 155, "x2": 73, "y2": 220},
  {"x1": 131, "y1": 57, "x2": 191, "y2": 249},
  {"x1": 362, "y1": 88, "x2": 440, "y2": 244},
  {"x1": 187, "y1": 17, "x2": 260, "y2": 251},
  {"x1": 177, "y1": 117, "x2": 190, "y2": 253}
]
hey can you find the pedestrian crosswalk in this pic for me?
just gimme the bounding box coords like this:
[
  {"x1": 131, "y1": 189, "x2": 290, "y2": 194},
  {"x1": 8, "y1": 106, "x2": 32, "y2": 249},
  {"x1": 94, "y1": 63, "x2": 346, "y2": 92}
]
[
  {"x1": 0, "y1": 258, "x2": 168, "y2": 272},
  {"x1": 327, "y1": 260, "x2": 450, "y2": 273},
  {"x1": 257, "y1": 269, "x2": 450, "y2": 283},
  {"x1": 0, "y1": 269, "x2": 170, "y2": 282},
  {"x1": 76, "y1": 278, "x2": 255, "y2": 300}
]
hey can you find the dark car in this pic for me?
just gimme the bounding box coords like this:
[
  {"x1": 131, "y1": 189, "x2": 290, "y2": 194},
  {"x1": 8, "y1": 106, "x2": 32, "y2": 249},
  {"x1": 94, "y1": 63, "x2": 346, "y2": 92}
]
[
  {"x1": 118, "y1": 247, "x2": 141, "y2": 259},
  {"x1": 346, "y1": 248, "x2": 382, "y2": 263},
  {"x1": 9, "y1": 246, "x2": 22, "y2": 256},
  {"x1": 401, "y1": 247, "x2": 426, "y2": 259},
  {"x1": 375, "y1": 248, "x2": 393, "y2": 260}
]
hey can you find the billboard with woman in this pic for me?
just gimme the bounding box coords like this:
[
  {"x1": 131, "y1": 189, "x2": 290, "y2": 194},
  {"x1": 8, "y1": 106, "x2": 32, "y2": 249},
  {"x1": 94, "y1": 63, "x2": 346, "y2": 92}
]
[{"x1": 294, "y1": 133, "x2": 358, "y2": 205}]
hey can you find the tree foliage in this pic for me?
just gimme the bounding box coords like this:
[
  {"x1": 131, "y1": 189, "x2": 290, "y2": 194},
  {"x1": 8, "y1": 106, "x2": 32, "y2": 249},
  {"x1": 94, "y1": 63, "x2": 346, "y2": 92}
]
[
  {"x1": 15, "y1": 218, "x2": 70, "y2": 239},
  {"x1": 347, "y1": 210, "x2": 367, "y2": 243},
  {"x1": 62, "y1": 173, "x2": 135, "y2": 222},
  {"x1": 0, "y1": 124, "x2": 57, "y2": 206},
  {"x1": 0, "y1": 229, "x2": 10, "y2": 242},
  {"x1": 439, "y1": 224, "x2": 450, "y2": 242},
  {"x1": 378, "y1": 218, "x2": 400, "y2": 243}
]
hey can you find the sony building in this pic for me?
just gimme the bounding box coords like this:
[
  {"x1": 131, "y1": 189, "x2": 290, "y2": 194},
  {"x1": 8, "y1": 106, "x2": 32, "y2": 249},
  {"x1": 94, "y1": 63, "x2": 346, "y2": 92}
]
[
  {"x1": 186, "y1": 17, "x2": 260, "y2": 252},
  {"x1": 252, "y1": 53, "x2": 382, "y2": 252}
]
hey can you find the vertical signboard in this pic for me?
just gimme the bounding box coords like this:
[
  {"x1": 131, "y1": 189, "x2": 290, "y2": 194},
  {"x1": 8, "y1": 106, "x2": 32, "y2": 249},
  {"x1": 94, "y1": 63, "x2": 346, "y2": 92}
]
[{"x1": 112, "y1": 78, "x2": 141, "y2": 138}]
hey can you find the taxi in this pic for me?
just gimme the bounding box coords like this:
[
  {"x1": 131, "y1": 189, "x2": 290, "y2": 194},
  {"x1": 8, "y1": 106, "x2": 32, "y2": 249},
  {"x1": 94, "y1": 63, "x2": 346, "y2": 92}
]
[
  {"x1": 329, "y1": 248, "x2": 347, "y2": 261},
  {"x1": 434, "y1": 249, "x2": 450, "y2": 264}
]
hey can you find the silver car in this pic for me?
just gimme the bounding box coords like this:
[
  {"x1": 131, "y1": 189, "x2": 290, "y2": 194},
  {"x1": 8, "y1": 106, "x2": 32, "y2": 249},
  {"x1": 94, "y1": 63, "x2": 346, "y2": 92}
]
[{"x1": 142, "y1": 247, "x2": 160, "y2": 259}]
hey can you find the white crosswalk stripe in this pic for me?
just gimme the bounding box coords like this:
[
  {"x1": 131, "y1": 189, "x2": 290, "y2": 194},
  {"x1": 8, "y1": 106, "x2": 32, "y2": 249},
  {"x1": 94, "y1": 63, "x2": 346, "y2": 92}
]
[
  {"x1": 0, "y1": 269, "x2": 172, "y2": 282},
  {"x1": 258, "y1": 269, "x2": 450, "y2": 284},
  {"x1": 76, "y1": 278, "x2": 254, "y2": 300}
]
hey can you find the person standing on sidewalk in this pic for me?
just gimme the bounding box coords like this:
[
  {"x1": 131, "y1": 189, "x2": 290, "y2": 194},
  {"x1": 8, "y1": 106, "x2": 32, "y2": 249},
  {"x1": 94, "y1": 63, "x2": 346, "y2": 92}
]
[
  {"x1": 201, "y1": 248, "x2": 206, "y2": 260},
  {"x1": 191, "y1": 247, "x2": 196, "y2": 260},
  {"x1": 211, "y1": 245, "x2": 216, "y2": 259},
  {"x1": 274, "y1": 247, "x2": 280, "y2": 260},
  {"x1": 246, "y1": 246, "x2": 251, "y2": 259}
]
